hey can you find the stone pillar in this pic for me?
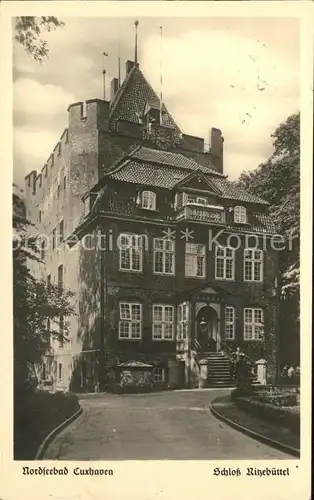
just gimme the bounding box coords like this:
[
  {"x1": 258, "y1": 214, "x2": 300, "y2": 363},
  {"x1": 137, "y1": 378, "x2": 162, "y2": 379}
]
[
  {"x1": 198, "y1": 359, "x2": 209, "y2": 388},
  {"x1": 256, "y1": 359, "x2": 267, "y2": 386}
]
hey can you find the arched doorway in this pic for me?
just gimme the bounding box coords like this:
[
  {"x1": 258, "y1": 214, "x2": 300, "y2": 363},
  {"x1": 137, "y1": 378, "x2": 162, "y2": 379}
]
[{"x1": 197, "y1": 305, "x2": 219, "y2": 353}]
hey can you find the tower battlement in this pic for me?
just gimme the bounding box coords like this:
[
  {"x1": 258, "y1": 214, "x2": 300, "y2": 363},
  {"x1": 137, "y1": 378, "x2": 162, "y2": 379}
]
[{"x1": 67, "y1": 99, "x2": 110, "y2": 131}]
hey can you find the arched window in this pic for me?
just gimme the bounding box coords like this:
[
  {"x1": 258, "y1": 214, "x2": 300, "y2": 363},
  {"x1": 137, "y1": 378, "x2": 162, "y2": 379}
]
[
  {"x1": 234, "y1": 205, "x2": 247, "y2": 223},
  {"x1": 142, "y1": 191, "x2": 156, "y2": 211}
]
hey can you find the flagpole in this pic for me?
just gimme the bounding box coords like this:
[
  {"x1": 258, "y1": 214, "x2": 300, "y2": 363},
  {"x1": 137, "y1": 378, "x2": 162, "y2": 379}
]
[
  {"x1": 160, "y1": 26, "x2": 163, "y2": 125},
  {"x1": 102, "y1": 52, "x2": 108, "y2": 100}
]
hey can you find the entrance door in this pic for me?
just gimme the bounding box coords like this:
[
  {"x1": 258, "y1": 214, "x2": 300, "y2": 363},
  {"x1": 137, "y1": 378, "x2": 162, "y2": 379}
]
[{"x1": 197, "y1": 306, "x2": 219, "y2": 353}]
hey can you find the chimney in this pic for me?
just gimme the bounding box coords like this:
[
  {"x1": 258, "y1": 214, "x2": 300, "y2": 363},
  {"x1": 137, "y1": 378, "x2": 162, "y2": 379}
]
[
  {"x1": 210, "y1": 127, "x2": 224, "y2": 173},
  {"x1": 125, "y1": 60, "x2": 139, "y2": 76},
  {"x1": 110, "y1": 77, "x2": 119, "y2": 102}
]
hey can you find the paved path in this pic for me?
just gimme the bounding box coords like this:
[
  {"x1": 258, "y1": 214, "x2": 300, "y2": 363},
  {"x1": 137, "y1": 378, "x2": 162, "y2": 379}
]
[{"x1": 43, "y1": 389, "x2": 292, "y2": 460}]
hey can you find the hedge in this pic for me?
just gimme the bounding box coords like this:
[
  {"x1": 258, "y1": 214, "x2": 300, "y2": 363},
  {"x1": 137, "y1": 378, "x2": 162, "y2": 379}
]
[
  {"x1": 14, "y1": 388, "x2": 79, "y2": 460},
  {"x1": 232, "y1": 396, "x2": 300, "y2": 434}
]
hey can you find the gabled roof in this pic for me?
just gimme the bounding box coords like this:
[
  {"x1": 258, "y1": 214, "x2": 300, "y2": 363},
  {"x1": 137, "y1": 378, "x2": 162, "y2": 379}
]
[
  {"x1": 117, "y1": 360, "x2": 153, "y2": 369},
  {"x1": 109, "y1": 66, "x2": 181, "y2": 132},
  {"x1": 173, "y1": 281, "x2": 236, "y2": 299},
  {"x1": 172, "y1": 169, "x2": 223, "y2": 195},
  {"x1": 105, "y1": 146, "x2": 269, "y2": 205}
]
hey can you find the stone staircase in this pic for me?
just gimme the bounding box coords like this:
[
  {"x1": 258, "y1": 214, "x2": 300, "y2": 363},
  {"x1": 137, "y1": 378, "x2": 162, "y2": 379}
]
[{"x1": 204, "y1": 352, "x2": 235, "y2": 387}]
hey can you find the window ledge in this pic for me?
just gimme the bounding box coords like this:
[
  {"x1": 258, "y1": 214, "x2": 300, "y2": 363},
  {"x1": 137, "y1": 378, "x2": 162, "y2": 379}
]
[
  {"x1": 118, "y1": 337, "x2": 142, "y2": 341},
  {"x1": 152, "y1": 338, "x2": 175, "y2": 342},
  {"x1": 139, "y1": 208, "x2": 159, "y2": 214},
  {"x1": 244, "y1": 279, "x2": 263, "y2": 283},
  {"x1": 185, "y1": 275, "x2": 206, "y2": 279},
  {"x1": 153, "y1": 272, "x2": 175, "y2": 276},
  {"x1": 119, "y1": 268, "x2": 143, "y2": 274}
]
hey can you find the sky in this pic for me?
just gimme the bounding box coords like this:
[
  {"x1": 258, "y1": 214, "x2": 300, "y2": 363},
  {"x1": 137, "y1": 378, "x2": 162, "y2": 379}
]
[{"x1": 13, "y1": 16, "x2": 300, "y2": 187}]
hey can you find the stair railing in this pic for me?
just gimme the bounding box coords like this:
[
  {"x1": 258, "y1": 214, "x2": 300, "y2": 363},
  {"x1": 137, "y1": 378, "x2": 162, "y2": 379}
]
[{"x1": 221, "y1": 343, "x2": 255, "y2": 366}]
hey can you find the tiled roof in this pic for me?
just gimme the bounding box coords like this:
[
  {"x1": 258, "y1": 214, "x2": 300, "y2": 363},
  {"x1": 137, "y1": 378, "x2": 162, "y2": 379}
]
[
  {"x1": 226, "y1": 213, "x2": 276, "y2": 234},
  {"x1": 109, "y1": 66, "x2": 180, "y2": 132},
  {"x1": 210, "y1": 177, "x2": 269, "y2": 205},
  {"x1": 130, "y1": 146, "x2": 222, "y2": 176},
  {"x1": 111, "y1": 162, "x2": 182, "y2": 189},
  {"x1": 109, "y1": 146, "x2": 269, "y2": 206}
]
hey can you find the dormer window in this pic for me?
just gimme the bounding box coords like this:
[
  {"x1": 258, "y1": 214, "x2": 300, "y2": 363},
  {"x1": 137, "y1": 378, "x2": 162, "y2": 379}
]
[
  {"x1": 141, "y1": 191, "x2": 156, "y2": 211},
  {"x1": 83, "y1": 192, "x2": 97, "y2": 216},
  {"x1": 144, "y1": 99, "x2": 163, "y2": 127},
  {"x1": 234, "y1": 205, "x2": 247, "y2": 224},
  {"x1": 84, "y1": 195, "x2": 91, "y2": 216}
]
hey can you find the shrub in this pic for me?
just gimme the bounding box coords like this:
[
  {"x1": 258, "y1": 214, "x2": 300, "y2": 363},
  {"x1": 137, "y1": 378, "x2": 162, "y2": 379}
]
[
  {"x1": 251, "y1": 390, "x2": 298, "y2": 407},
  {"x1": 14, "y1": 388, "x2": 79, "y2": 460},
  {"x1": 234, "y1": 397, "x2": 300, "y2": 434}
]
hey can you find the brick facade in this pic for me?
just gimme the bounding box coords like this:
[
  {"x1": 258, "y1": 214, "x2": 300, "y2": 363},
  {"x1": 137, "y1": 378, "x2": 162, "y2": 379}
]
[{"x1": 24, "y1": 61, "x2": 279, "y2": 392}]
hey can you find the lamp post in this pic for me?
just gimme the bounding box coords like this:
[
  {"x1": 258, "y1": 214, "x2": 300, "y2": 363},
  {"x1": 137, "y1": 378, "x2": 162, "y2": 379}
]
[
  {"x1": 200, "y1": 318, "x2": 207, "y2": 350},
  {"x1": 259, "y1": 326, "x2": 265, "y2": 359}
]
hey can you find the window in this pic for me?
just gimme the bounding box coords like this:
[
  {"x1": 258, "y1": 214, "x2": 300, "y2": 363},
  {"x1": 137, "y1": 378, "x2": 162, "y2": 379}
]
[
  {"x1": 185, "y1": 194, "x2": 208, "y2": 206},
  {"x1": 119, "y1": 303, "x2": 142, "y2": 339},
  {"x1": 119, "y1": 234, "x2": 143, "y2": 272},
  {"x1": 52, "y1": 228, "x2": 56, "y2": 250},
  {"x1": 58, "y1": 363, "x2": 62, "y2": 380},
  {"x1": 142, "y1": 191, "x2": 156, "y2": 211},
  {"x1": 153, "y1": 238, "x2": 175, "y2": 275},
  {"x1": 59, "y1": 219, "x2": 64, "y2": 242},
  {"x1": 244, "y1": 308, "x2": 264, "y2": 340},
  {"x1": 40, "y1": 240, "x2": 45, "y2": 260},
  {"x1": 215, "y1": 246, "x2": 235, "y2": 280},
  {"x1": 152, "y1": 305, "x2": 174, "y2": 340},
  {"x1": 244, "y1": 249, "x2": 263, "y2": 282},
  {"x1": 225, "y1": 306, "x2": 235, "y2": 340},
  {"x1": 185, "y1": 243, "x2": 206, "y2": 277},
  {"x1": 58, "y1": 264, "x2": 63, "y2": 290},
  {"x1": 63, "y1": 176, "x2": 67, "y2": 191},
  {"x1": 59, "y1": 315, "x2": 64, "y2": 347},
  {"x1": 177, "y1": 302, "x2": 189, "y2": 340},
  {"x1": 84, "y1": 195, "x2": 91, "y2": 216},
  {"x1": 47, "y1": 318, "x2": 51, "y2": 346},
  {"x1": 154, "y1": 367, "x2": 166, "y2": 382},
  {"x1": 234, "y1": 205, "x2": 247, "y2": 224}
]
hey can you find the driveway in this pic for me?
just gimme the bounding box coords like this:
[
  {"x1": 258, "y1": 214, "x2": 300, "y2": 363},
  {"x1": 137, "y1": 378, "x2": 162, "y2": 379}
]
[{"x1": 43, "y1": 389, "x2": 291, "y2": 460}]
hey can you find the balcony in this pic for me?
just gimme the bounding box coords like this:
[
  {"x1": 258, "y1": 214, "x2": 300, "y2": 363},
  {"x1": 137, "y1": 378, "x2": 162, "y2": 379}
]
[{"x1": 176, "y1": 203, "x2": 226, "y2": 224}]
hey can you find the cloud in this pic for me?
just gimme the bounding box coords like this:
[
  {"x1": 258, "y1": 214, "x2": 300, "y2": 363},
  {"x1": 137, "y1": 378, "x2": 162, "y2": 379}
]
[
  {"x1": 142, "y1": 27, "x2": 299, "y2": 176},
  {"x1": 14, "y1": 77, "x2": 76, "y2": 127},
  {"x1": 14, "y1": 126, "x2": 62, "y2": 183},
  {"x1": 13, "y1": 17, "x2": 300, "y2": 184}
]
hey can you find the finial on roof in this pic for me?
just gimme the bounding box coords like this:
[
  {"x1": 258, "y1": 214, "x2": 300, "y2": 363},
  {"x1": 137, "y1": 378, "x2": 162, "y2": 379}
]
[
  {"x1": 134, "y1": 20, "x2": 139, "y2": 65},
  {"x1": 102, "y1": 52, "x2": 108, "y2": 100}
]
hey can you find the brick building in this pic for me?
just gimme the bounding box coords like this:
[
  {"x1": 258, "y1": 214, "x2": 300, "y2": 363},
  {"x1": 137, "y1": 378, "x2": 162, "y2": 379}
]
[{"x1": 24, "y1": 57, "x2": 279, "y2": 392}]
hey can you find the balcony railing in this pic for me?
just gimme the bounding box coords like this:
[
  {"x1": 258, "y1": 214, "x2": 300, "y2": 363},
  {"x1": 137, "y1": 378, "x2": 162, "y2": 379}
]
[{"x1": 176, "y1": 204, "x2": 226, "y2": 224}]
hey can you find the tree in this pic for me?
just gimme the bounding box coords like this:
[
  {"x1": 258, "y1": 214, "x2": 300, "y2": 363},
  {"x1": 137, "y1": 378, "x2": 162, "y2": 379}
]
[
  {"x1": 13, "y1": 188, "x2": 75, "y2": 388},
  {"x1": 237, "y1": 113, "x2": 300, "y2": 365},
  {"x1": 14, "y1": 17, "x2": 64, "y2": 62}
]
